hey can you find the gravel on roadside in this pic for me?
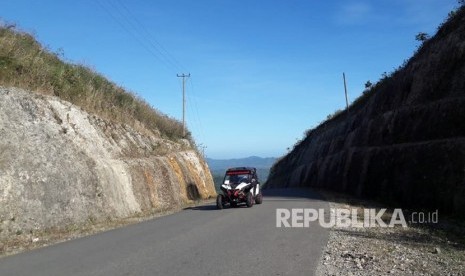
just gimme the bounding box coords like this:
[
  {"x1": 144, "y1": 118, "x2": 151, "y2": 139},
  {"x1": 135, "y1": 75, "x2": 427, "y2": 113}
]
[{"x1": 315, "y1": 191, "x2": 465, "y2": 276}]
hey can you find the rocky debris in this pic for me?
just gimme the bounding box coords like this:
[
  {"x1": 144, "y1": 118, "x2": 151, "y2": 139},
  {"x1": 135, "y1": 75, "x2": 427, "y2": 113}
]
[{"x1": 316, "y1": 192, "x2": 465, "y2": 276}]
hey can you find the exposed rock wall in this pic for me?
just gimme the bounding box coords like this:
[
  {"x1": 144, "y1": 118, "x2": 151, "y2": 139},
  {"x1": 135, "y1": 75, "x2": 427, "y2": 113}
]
[
  {"x1": 0, "y1": 87, "x2": 216, "y2": 239},
  {"x1": 266, "y1": 8, "x2": 465, "y2": 213}
]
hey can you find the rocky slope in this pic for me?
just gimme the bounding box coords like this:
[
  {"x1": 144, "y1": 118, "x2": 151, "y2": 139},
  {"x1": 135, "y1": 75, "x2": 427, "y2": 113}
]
[
  {"x1": 266, "y1": 7, "x2": 465, "y2": 214},
  {"x1": 0, "y1": 87, "x2": 216, "y2": 242}
]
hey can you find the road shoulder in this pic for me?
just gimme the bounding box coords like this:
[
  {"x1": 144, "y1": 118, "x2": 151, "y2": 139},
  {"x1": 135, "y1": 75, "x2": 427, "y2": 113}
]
[
  {"x1": 0, "y1": 199, "x2": 214, "y2": 258},
  {"x1": 315, "y1": 191, "x2": 465, "y2": 275}
]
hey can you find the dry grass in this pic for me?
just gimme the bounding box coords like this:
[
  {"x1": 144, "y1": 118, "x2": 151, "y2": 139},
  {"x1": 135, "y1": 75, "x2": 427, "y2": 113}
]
[{"x1": 0, "y1": 25, "x2": 189, "y2": 142}]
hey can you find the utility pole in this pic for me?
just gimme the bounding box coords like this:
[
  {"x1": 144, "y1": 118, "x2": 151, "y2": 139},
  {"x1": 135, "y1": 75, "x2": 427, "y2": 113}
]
[
  {"x1": 177, "y1": 73, "x2": 190, "y2": 137},
  {"x1": 343, "y1": 72, "x2": 350, "y2": 114}
]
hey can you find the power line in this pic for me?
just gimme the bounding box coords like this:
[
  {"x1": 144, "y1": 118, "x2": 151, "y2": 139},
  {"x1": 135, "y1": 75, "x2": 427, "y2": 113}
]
[
  {"x1": 115, "y1": 0, "x2": 188, "y2": 72},
  {"x1": 95, "y1": 1, "x2": 204, "y2": 146},
  {"x1": 95, "y1": 0, "x2": 167, "y2": 68},
  {"x1": 186, "y1": 77, "x2": 206, "y2": 144},
  {"x1": 96, "y1": 0, "x2": 186, "y2": 74}
]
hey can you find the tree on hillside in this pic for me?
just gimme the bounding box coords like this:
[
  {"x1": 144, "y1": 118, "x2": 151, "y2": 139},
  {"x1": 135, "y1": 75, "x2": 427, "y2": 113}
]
[
  {"x1": 415, "y1": 32, "x2": 430, "y2": 42},
  {"x1": 365, "y1": 81, "x2": 373, "y2": 89}
]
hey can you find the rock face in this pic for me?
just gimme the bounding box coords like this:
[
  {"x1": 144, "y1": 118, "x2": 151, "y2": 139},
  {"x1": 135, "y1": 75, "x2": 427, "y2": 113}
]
[
  {"x1": 266, "y1": 8, "x2": 465, "y2": 213},
  {"x1": 0, "y1": 87, "x2": 216, "y2": 239}
]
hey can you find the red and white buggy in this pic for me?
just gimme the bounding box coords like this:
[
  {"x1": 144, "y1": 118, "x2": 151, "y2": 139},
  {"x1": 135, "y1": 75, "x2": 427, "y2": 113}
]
[{"x1": 216, "y1": 167, "x2": 263, "y2": 209}]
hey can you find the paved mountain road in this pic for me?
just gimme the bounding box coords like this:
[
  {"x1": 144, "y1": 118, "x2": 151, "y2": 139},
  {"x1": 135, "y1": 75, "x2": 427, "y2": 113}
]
[{"x1": 0, "y1": 189, "x2": 329, "y2": 276}]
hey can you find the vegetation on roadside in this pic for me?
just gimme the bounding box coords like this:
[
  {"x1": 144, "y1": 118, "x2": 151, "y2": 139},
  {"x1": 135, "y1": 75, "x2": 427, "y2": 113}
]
[{"x1": 0, "y1": 23, "x2": 190, "y2": 143}]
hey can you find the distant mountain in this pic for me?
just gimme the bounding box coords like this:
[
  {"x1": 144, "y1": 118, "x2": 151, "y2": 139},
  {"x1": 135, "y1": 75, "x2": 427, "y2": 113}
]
[
  {"x1": 206, "y1": 156, "x2": 277, "y2": 192},
  {"x1": 206, "y1": 156, "x2": 276, "y2": 171}
]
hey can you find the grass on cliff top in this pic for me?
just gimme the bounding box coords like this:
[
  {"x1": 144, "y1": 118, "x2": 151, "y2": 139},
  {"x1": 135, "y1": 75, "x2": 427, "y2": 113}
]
[{"x1": 0, "y1": 23, "x2": 190, "y2": 143}]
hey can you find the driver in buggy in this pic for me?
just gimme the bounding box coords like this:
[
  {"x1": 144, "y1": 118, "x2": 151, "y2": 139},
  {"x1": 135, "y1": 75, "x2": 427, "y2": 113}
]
[{"x1": 229, "y1": 174, "x2": 250, "y2": 184}]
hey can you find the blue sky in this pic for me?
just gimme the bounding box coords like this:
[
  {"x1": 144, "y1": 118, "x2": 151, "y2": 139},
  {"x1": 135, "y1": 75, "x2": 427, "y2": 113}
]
[{"x1": 1, "y1": 0, "x2": 458, "y2": 158}]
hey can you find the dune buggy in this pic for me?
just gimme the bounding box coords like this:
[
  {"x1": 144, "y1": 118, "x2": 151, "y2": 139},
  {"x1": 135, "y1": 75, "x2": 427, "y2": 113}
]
[{"x1": 216, "y1": 167, "x2": 263, "y2": 209}]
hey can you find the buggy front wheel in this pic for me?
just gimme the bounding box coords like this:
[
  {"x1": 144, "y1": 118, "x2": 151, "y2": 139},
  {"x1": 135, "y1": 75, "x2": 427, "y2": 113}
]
[
  {"x1": 216, "y1": 194, "x2": 224, "y2": 209},
  {"x1": 255, "y1": 193, "x2": 263, "y2": 204},
  {"x1": 246, "y1": 192, "x2": 254, "y2": 208}
]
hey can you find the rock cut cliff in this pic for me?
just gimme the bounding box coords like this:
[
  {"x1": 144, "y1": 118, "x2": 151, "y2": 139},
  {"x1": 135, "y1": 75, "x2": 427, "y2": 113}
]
[
  {"x1": 0, "y1": 87, "x2": 216, "y2": 241},
  {"x1": 266, "y1": 7, "x2": 465, "y2": 213}
]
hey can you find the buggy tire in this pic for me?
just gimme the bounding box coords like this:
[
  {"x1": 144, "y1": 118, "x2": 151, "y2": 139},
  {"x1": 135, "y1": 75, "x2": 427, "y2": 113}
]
[
  {"x1": 216, "y1": 194, "x2": 224, "y2": 210},
  {"x1": 255, "y1": 193, "x2": 263, "y2": 204},
  {"x1": 246, "y1": 192, "x2": 254, "y2": 208}
]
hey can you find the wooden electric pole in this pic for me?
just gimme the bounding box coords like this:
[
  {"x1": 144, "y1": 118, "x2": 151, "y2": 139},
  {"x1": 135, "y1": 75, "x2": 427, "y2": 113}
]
[
  {"x1": 177, "y1": 73, "x2": 190, "y2": 137},
  {"x1": 343, "y1": 72, "x2": 350, "y2": 114}
]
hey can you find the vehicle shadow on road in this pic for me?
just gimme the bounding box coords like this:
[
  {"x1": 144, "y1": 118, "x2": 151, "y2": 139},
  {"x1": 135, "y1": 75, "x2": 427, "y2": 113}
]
[
  {"x1": 184, "y1": 205, "x2": 218, "y2": 211},
  {"x1": 184, "y1": 203, "x2": 256, "y2": 211}
]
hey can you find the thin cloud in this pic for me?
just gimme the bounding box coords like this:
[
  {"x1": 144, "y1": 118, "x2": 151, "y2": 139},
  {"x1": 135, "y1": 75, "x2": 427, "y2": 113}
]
[
  {"x1": 393, "y1": 0, "x2": 456, "y2": 28},
  {"x1": 333, "y1": 2, "x2": 373, "y2": 25}
]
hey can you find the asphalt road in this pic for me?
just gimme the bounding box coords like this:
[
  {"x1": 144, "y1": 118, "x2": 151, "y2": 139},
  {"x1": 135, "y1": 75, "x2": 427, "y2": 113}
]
[{"x1": 0, "y1": 189, "x2": 329, "y2": 276}]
